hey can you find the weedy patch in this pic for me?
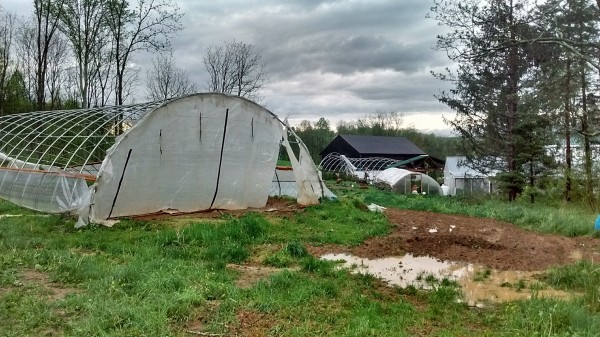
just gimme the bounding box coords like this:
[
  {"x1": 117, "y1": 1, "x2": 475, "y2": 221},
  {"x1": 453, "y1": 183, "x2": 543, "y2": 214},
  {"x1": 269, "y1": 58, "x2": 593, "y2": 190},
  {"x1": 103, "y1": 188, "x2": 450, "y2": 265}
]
[
  {"x1": 227, "y1": 264, "x2": 298, "y2": 289},
  {"x1": 473, "y1": 267, "x2": 492, "y2": 282},
  {"x1": 18, "y1": 268, "x2": 79, "y2": 301},
  {"x1": 229, "y1": 310, "x2": 276, "y2": 337}
]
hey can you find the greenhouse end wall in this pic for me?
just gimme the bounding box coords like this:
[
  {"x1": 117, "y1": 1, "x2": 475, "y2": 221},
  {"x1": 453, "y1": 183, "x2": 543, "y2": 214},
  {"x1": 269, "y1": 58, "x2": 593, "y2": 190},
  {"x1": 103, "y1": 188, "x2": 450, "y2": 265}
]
[{"x1": 89, "y1": 94, "x2": 284, "y2": 220}]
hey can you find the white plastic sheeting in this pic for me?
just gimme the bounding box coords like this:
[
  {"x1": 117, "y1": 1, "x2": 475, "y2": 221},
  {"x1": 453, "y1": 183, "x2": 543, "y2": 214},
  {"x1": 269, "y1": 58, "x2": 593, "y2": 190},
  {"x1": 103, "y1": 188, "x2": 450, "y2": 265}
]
[
  {"x1": 281, "y1": 123, "x2": 332, "y2": 205},
  {"x1": 0, "y1": 93, "x2": 331, "y2": 225},
  {"x1": 88, "y1": 94, "x2": 284, "y2": 221},
  {"x1": 270, "y1": 168, "x2": 336, "y2": 200},
  {"x1": 374, "y1": 168, "x2": 442, "y2": 195},
  {"x1": 0, "y1": 169, "x2": 88, "y2": 213},
  {"x1": 0, "y1": 99, "x2": 167, "y2": 217}
]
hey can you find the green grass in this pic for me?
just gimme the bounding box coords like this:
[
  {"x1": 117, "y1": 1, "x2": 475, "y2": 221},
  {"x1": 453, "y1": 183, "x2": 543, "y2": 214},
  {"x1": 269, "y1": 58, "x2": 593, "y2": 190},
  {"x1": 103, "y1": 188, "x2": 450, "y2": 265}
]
[
  {"x1": 277, "y1": 159, "x2": 292, "y2": 167},
  {"x1": 267, "y1": 198, "x2": 391, "y2": 245},
  {"x1": 0, "y1": 184, "x2": 599, "y2": 336},
  {"x1": 499, "y1": 298, "x2": 600, "y2": 336}
]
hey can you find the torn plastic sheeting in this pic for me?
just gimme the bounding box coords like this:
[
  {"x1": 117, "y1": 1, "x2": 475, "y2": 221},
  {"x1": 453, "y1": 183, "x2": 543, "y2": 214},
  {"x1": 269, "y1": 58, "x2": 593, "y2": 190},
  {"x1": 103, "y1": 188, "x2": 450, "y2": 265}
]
[
  {"x1": 367, "y1": 203, "x2": 386, "y2": 212},
  {"x1": 282, "y1": 127, "x2": 319, "y2": 205},
  {"x1": 270, "y1": 168, "x2": 336, "y2": 199},
  {"x1": 0, "y1": 169, "x2": 89, "y2": 213},
  {"x1": 282, "y1": 120, "x2": 330, "y2": 205},
  {"x1": 0, "y1": 151, "x2": 46, "y2": 170}
]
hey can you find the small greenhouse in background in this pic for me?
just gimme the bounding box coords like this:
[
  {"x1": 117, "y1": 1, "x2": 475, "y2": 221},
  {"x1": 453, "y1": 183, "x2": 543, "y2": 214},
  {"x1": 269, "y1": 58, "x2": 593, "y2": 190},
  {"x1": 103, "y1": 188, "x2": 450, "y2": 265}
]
[
  {"x1": 319, "y1": 152, "x2": 443, "y2": 195},
  {"x1": 374, "y1": 168, "x2": 442, "y2": 195},
  {"x1": 0, "y1": 93, "x2": 330, "y2": 226},
  {"x1": 444, "y1": 156, "x2": 493, "y2": 196}
]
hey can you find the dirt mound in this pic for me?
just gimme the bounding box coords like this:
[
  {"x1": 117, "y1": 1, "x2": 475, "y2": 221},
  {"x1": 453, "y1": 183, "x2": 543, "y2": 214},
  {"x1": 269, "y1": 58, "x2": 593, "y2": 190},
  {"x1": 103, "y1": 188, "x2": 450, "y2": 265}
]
[{"x1": 310, "y1": 209, "x2": 600, "y2": 271}]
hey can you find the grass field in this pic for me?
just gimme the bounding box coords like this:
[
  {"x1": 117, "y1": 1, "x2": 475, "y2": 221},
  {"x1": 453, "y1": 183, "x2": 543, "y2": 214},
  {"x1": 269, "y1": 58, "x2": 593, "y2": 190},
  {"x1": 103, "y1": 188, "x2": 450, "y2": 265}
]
[{"x1": 1, "y1": 185, "x2": 600, "y2": 336}]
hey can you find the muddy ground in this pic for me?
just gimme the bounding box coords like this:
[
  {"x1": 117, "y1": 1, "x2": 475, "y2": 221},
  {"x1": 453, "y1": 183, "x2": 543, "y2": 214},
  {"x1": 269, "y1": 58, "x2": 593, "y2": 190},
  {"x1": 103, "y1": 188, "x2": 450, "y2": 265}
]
[
  {"x1": 135, "y1": 197, "x2": 600, "y2": 271},
  {"x1": 309, "y1": 208, "x2": 600, "y2": 271}
]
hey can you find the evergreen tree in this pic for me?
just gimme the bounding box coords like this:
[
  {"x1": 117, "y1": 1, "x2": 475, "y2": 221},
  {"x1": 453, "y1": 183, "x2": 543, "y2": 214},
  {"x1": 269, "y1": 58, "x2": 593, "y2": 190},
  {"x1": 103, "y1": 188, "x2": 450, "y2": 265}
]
[
  {"x1": 4, "y1": 70, "x2": 34, "y2": 114},
  {"x1": 431, "y1": 0, "x2": 555, "y2": 201}
]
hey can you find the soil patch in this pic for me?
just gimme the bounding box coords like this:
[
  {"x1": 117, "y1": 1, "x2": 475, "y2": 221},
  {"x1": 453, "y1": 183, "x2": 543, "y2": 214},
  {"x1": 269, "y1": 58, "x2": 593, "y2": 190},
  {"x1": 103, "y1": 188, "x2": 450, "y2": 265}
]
[
  {"x1": 229, "y1": 310, "x2": 274, "y2": 337},
  {"x1": 309, "y1": 209, "x2": 600, "y2": 271},
  {"x1": 182, "y1": 301, "x2": 222, "y2": 336},
  {"x1": 11, "y1": 269, "x2": 78, "y2": 300},
  {"x1": 131, "y1": 197, "x2": 303, "y2": 222},
  {"x1": 228, "y1": 264, "x2": 298, "y2": 289}
]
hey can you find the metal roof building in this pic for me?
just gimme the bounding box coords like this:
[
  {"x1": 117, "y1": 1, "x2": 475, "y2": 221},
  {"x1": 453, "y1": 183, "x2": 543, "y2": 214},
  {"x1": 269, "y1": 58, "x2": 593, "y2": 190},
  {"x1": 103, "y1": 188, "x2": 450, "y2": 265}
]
[{"x1": 319, "y1": 135, "x2": 426, "y2": 161}]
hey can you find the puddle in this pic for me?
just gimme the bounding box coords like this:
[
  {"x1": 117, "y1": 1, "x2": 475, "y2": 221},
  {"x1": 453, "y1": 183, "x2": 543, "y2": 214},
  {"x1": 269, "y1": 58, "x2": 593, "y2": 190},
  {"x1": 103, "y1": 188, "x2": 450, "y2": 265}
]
[
  {"x1": 321, "y1": 253, "x2": 470, "y2": 288},
  {"x1": 321, "y1": 253, "x2": 574, "y2": 306}
]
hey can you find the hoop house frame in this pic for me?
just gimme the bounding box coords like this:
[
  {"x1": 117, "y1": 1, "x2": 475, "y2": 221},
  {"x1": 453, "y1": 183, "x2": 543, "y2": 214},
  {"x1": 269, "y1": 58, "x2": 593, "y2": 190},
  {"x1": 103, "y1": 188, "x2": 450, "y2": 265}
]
[
  {"x1": 0, "y1": 93, "x2": 328, "y2": 226},
  {"x1": 319, "y1": 152, "x2": 398, "y2": 180}
]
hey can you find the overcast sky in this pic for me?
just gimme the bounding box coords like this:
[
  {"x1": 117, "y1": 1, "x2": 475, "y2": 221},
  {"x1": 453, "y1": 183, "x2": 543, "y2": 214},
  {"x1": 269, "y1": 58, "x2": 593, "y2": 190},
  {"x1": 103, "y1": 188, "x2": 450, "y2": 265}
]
[{"x1": 2, "y1": 0, "x2": 455, "y2": 135}]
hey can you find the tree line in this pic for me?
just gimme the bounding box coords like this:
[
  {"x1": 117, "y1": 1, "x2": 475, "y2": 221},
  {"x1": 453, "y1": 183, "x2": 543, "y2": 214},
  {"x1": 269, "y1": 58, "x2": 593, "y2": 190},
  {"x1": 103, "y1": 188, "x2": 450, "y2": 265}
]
[
  {"x1": 292, "y1": 111, "x2": 462, "y2": 164},
  {"x1": 0, "y1": 0, "x2": 266, "y2": 114},
  {"x1": 431, "y1": 0, "x2": 600, "y2": 206}
]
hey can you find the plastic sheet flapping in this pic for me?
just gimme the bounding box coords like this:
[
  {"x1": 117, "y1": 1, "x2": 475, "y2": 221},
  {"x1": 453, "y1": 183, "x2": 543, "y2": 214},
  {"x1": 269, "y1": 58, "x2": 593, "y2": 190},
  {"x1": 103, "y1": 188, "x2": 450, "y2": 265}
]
[
  {"x1": 0, "y1": 168, "x2": 89, "y2": 213},
  {"x1": 282, "y1": 121, "x2": 329, "y2": 205}
]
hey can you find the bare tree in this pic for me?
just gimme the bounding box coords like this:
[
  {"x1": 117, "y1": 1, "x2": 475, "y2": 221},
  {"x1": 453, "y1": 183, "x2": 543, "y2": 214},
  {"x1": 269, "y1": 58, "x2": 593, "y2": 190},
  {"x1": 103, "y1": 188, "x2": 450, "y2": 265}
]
[
  {"x1": 88, "y1": 35, "x2": 114, "y2": 107},
  {"x1": 0, "y1": 7, "x2": 16, "y2": 116},
  {"x1": 15, "y1": 20, "x2": 38, "y2": 103},
  {"x1": 146, "y1": 53, "x2": 197, "y2": 101},
  {"x1": 106, "y1": 0, "x2": 182, "y2": 105},
  {"x1": 203, "y1": 40, "x2": 267, "y2": 101},
  {"x1": 57, "y1": 0, "x2": 107, "y2": 108},
  {"x1": 15, "y1": 1, "x2": 69, "y2": 111},
  {"x1": 204, "y1": 43, "x2": 235, "y2": 94},
  {"x1": 32, "y1": 0, "x2": 63, "y2": 110},
  {"x1": 44, "y1": 34, "x2": 69, "y2": 109}
]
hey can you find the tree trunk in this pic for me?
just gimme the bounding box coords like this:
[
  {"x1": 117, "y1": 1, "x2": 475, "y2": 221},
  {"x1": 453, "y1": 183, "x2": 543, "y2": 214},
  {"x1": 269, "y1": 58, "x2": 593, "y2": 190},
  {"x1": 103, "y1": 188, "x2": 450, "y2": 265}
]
[
  {"x1": 530, "y1": 162, "x2": 535, "y2": 203},
  {"x1": 564, "y1": 58, "x2": 572, "y2": 202},
  {"x1": 580, "y1": 48, "x2": 594, "y2": 205},
  {"x1": 507, "y1": 0, "x2": 519, "y2": 202}
]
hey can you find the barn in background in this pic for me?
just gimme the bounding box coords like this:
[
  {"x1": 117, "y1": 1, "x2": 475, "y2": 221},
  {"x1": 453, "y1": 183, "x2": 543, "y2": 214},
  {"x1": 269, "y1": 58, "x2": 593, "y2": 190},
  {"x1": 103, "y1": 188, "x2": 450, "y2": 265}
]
[{"x1": 319, "y1": 135, "x2": 427, "y2": 161}]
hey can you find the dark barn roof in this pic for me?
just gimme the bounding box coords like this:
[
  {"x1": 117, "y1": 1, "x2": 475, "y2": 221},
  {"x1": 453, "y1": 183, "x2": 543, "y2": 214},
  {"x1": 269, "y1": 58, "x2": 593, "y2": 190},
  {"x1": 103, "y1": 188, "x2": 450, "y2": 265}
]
[{"x1": 320, "y1": 135, "x2": 426, "y2": 160}]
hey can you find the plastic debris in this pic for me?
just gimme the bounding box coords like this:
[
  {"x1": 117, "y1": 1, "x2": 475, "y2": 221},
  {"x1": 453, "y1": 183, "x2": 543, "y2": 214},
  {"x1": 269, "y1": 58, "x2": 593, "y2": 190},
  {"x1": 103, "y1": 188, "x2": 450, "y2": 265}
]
[
  {"x1": 367, "y1": 203, "x2": 386, "y2": 212},
  {"x1": 428, "y1": 228, "x2": 438, "y2": 233}
]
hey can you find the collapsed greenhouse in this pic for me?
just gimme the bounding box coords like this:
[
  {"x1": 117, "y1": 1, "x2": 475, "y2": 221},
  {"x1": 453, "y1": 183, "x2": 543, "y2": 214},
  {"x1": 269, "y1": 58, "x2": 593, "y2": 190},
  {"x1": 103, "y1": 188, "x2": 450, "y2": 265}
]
[
  {"x1": 0, "y1": 93, "x2": 330, "y2": 226},
  {"x1": 319, "y1": 153, "x2": 442, "y2": 195},
  {"x1": 319, "y1": 152, "x2": 398, "y2": 181}
]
